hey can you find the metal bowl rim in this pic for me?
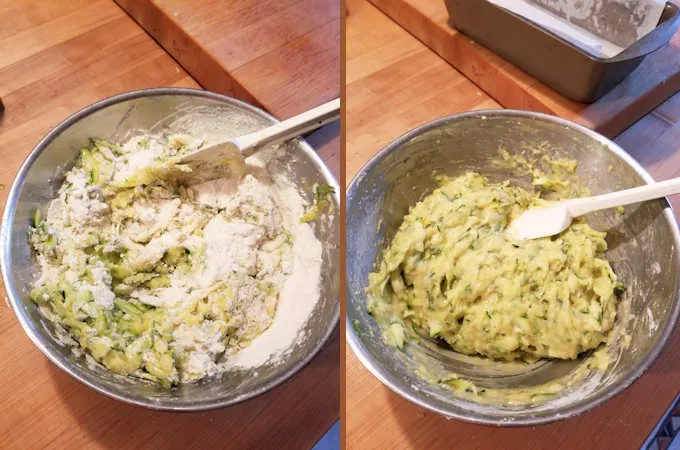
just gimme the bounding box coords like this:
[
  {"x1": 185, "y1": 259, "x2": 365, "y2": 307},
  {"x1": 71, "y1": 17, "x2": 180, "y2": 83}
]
[
  {"x1": 346, "y1": 108, "x2": 680, "y2": 426},
  {"x1": 0, "y1": 87, "x2": 340, "y2": 411}
]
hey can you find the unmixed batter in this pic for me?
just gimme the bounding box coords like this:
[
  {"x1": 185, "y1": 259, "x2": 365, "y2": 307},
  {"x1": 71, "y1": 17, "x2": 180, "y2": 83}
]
[
  {"x1": 29, "y1": 135, "x2": 314, "y2": 386},
  {"x1": 367, "y1": 172, "x2": 620, "y2": 362}
]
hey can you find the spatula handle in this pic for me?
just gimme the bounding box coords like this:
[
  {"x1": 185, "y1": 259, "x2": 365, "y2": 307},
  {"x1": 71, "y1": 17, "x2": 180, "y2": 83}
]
[
  {"x1": 237, "y1": 98, "x2": 340, "y2": 156},
  {"x1": 568, "y1": 176, "x2": 680, "y2": 217}
]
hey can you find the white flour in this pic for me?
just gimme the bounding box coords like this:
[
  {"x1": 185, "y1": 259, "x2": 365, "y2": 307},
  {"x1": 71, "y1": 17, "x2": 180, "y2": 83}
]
[
  {"x1": 189, "y1": 148, "x2": 324, "y2": 369},
  {"x1": 225, "y1": 172, "x2": 323, "y2": 369},
  {"x1": 30, "y1": 134, "x2": 324, "y2": 384}
]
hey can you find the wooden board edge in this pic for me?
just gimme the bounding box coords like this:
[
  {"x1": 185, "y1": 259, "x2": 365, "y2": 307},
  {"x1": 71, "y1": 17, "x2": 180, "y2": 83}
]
[{"x1": 113, "y1": 0, "x2": 263, "y2": 109}]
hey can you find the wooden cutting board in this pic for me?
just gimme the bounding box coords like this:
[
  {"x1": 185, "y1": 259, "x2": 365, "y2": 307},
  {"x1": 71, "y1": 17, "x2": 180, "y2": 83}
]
[
  {"x1": 0, "y1": 0, "x2": 338, "y2": 448},
  {"x1": 346, "y1": 0, "x2": 500, "y2": 178},
  {"x1": 368, "y1": 0, "x2": 680, "y2": 137},
  {"x1": 346, "y1": 1, "x2": 680, "y2": 448},
  {"x1": 114, "y1": 0, "x2": 340, "y2": 120}
]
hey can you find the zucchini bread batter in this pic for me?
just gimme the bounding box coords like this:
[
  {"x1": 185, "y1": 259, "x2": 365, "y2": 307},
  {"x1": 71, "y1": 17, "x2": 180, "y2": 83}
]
[
  {"x1": 367, "y1": 172, "x2": 621, "y2": 362},
  {"x1": 29, "y1": 136, "x2": 305, "y2": 386}
]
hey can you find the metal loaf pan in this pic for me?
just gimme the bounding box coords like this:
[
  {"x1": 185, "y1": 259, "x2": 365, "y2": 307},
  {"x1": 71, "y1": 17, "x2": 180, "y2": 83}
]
[{"x1": 444, "y1": 0, "x2": 680, "y2": 103}]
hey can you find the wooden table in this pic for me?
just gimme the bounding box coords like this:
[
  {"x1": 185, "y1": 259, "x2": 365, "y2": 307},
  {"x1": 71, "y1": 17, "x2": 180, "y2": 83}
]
[
  {"x1": 346, "y1": 1, "x2": 680, "y2": 448},
  {"x1": 114, "y1": 0, "x2": 340, "y2": 119},
  {"x1": 346, "y1": 0, "x2": 500, "y2": 178},
  {"x1": 0, "y1": 1, "x2": 338, "y2": 448},
  {"x1": 368, "y1": 0, "x2": 680, "y2": 137}
]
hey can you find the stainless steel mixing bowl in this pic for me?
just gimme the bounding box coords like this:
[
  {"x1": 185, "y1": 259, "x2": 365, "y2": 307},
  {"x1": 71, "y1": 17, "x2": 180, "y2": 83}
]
[
  {"x1": 1, "y1": 88, "x2": 339, "y2": 410},
  {"x1": 347, "y1": 110, "x2": 680, "y2": 425}
]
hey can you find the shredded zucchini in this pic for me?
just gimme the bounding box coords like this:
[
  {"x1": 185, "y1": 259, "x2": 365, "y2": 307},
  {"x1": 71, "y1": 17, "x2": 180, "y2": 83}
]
[
  {"x1": 29, "y1": 136, "x2": 294, "y2": 386},
  {"x1": 367, "y1": 172, "x2": 620, "y2": 362}
]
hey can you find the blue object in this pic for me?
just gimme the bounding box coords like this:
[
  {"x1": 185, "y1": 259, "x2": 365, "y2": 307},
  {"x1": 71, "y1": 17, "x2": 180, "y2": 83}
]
[
  {"x1": 312, "y1": 421, "x2": 340, "y2": 450},
  {"x1": 642, "y1": 394, "x2": 680, "y2": 450}
]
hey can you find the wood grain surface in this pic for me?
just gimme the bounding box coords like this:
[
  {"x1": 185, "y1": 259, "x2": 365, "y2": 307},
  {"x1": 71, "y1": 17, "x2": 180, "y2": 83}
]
[
  {"x1": 368, "y1": 0, "x2": 680, "y2": 138},
  {"x1": 0, "y1": 1, "x2": 338, "y2": 448},
  {"x1": 346, "y1": 1, "x2": 680, "y2": 448},
  {"x1": 114, "y1": 0, "x2": 341, "y2": 120},
  {"x1": 346, "y1": 0, "x2": 499, "y2": 178}
]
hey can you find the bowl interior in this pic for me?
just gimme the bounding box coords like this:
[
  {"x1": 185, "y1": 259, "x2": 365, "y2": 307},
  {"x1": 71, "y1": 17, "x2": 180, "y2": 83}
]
[
  {"x1": 2, "y1": 89, "x2": 339, "y2": 409},
  {"x1": 347, "y1": 111, "x2": 680, "y2": 424}
]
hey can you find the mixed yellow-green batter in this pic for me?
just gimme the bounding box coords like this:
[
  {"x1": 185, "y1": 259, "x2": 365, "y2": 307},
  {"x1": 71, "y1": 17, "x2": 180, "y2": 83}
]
[{"x1": 367, "y1": 172, "x2": 622, "y2": 362}]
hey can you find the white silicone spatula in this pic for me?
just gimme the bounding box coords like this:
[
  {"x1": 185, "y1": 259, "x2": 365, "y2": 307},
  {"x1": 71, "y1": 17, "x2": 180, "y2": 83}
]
[
  {"x1": 508, "y1": 177, "x2": 680, "y2": 240},
  {"x1": 178, "y1": 98, "x2": 340, "y2": 163}
]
